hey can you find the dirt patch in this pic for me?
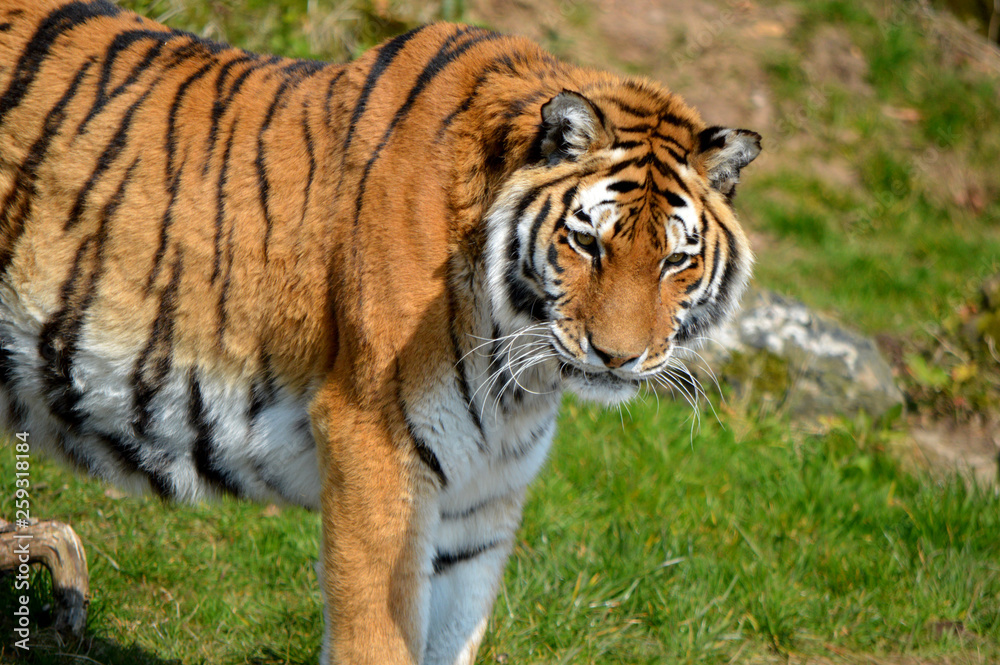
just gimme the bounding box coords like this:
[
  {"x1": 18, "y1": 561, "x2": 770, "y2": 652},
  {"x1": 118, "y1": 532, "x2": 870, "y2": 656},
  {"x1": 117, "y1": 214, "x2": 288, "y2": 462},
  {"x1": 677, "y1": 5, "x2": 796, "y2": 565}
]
[
  {"x1": 467, "y1": 0, "x2": 788, "y2": 126},
  {"x1": 908, "y1": 416, "x2": 1000, "y2": 488},
  {"x1": 802, "y1": 25, "x2": 872, "y2": 95},
  {"x1": 736, "y1": 637, "x2": 998, "y2": 664}
]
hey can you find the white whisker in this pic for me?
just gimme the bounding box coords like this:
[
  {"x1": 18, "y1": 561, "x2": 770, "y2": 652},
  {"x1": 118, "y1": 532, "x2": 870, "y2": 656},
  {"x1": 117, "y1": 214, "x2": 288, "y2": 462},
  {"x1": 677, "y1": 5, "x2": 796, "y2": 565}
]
[{"x1": 665, "y1": 357, "x2": 724, "y2": 429}]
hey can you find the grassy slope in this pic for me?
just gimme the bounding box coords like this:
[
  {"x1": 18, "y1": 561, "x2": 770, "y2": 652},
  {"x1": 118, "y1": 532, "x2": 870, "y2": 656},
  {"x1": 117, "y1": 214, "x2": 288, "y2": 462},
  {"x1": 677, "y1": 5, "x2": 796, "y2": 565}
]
[
  {"x1": 2, "y1": 0, "x2": 999, "y2": 663},
  {"x1": 743, "y1": 0, "x2": 1000, "y2": 335},
  {"x1": 3, "y1": 401, "x2": 998, "y2": 664}
]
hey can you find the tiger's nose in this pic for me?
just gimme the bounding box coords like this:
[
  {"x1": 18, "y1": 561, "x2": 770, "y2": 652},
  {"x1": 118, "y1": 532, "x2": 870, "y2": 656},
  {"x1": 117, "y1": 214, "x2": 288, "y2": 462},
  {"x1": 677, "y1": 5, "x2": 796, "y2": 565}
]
[{"x1": 589, "y1": 340, "x2": 643, "y2": 369}]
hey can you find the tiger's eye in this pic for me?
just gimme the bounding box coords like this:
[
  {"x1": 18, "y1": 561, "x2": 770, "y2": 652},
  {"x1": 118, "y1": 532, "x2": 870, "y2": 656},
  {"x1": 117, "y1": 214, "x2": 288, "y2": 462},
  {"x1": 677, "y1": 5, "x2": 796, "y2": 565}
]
[
  {"x1": 664, "y1": 252, "x2": 686, "y2": 265},
  {"x1": 573, "y1": 231, "x2": 596, "y2": 247}
]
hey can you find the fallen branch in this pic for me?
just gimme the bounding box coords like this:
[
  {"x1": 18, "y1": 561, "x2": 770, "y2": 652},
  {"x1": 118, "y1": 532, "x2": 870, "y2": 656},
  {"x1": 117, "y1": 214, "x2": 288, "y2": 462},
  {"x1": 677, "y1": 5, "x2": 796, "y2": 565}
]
[{"x1": 0, "y1": 517, "x2": 90, "y2": 637}]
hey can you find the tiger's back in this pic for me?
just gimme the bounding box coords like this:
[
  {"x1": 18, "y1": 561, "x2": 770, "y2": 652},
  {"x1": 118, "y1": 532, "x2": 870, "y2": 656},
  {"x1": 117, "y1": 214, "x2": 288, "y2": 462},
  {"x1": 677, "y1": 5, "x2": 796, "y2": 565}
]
[{"x1": 0, "y1": 1, "x2": 762, "y2": 662}]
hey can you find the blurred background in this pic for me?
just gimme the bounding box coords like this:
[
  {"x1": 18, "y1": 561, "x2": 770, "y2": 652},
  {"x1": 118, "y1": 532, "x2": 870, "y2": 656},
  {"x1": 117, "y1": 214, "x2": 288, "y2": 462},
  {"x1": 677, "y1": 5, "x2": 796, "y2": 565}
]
[{"x1": 2, "y1": 1, "x2": 999, "y2": 664}]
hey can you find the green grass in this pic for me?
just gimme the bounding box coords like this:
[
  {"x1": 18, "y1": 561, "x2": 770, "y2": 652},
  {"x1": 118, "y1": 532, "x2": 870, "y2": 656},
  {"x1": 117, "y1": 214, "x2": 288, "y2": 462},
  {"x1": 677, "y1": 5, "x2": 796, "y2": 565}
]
[
  {"x1": 3, "y1": 399, "x2": 999, "y2": 663},
  {"x1": 749, "y1": 0, "x2": 1000, "y2": 337},
  {"x1": 1, "y1": 450, "x2": 324, "y2": 664},
  {"x1": 481, "y1": 400, "x2": 1000, "y2": 663}
]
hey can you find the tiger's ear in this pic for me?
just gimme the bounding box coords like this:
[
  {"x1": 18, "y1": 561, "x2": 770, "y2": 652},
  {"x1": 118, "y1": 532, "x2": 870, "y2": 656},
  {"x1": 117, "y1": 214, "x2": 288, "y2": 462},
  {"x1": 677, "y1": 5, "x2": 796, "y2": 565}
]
[
  {"x1": 539, "y1": 91, "x2": 611, "y2": 165},
  {"x1": 695, "y1": 127, "x2": 762, "y2": 198}
]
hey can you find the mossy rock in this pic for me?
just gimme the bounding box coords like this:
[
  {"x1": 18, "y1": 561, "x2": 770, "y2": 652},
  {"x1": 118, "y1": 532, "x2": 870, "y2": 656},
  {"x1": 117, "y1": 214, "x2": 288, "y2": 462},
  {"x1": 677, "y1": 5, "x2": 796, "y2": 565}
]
[{"x1": 688, "y1": 288, "x2": 904, "y2": 420}]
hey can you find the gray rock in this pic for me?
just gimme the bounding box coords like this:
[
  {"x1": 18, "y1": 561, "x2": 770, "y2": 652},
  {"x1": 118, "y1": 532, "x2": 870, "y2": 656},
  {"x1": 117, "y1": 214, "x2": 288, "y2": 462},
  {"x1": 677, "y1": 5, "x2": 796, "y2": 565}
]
[{"x1": 684, "y1": 288, "x2": 904, "y2": 419}]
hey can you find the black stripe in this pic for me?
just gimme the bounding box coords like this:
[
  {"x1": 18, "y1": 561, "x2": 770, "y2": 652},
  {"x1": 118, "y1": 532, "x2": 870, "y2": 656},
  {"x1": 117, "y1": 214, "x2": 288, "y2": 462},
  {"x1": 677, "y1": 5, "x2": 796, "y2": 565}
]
[
  {"x1": 447, "y1": 294, "x2": 486, "y2": 448},
  {"x1": 648, "y1": 155, "x2": 694, "y2": 199},
  {"x1": 524, "y1": 195, "x2": 552, "y2": 281},
  {"x1": 0, "y1": 334, "x2": 15, "y2": 389},
  {"x1": 188, "y1": 369, "x2": 243, "y2": 497},
  {"x1": 216, "y1": 197, "x2": 238, "y2": 348},
  {"x1": 64, "y1": 84, "x2": 155, "y2": 231},
  {"x1": 322, "y1": 68, "x2": 346, "y2": 125},
  {"x1": 613, "y1": 216, "x2": 628, "y2": 239},
  {"x1": 653, "y1": 131, "x2": 690, "y2": 154},
  {"x1": 341, "y1": 26, "x2": 427, "y2": 157},
  {"x1": 608, "y1": 180, "x2": 641, "y2": 194},
  {"x1": 435, "y1": 53, "x2": 518, "y2": 140},
  {"x1": 506, "y1": 261, "x2": 545, "y2": 320},
  {"x1": 256, "y1": 63, "x2": 318, "y2": 260},
  {"x1": 147, "y1": 59, "x2": 218, "y2": 290},
  {"x1": 256, "y1": 83, "x2": 292, "y2": 262},
  {"x1": 411, "y1": 428, "x2": 448, "y2": 488},
  {"x1": 0, "y1": 1, "x2": 120, "y2": 127},
  {"x1": 684, "y1": 260, "x2": 705, "y2": 295},
  {"x1": 299, "y1": 103, "x2": 317, "y2": 231},
  {"x1": 547, "y1": 244, "x2": 564, "y2": 274},
  {"x1": 352, "y1": 28, "x2": 499, "y2": 231},
  {"x1": 98, "y1": 432, "x2": 147, "y2": 486},
  {"x1": 658, "y1": 110, "x2": 694, "y2": 132},
  {"x1": 248, "y1": 352, "x2": 278, "y2": 421},
  {"x1": 130, "y1": 251, "x2": 183, "y2": 437},
  {"x1": 39, "y1": 239, "x2": 92, "y2": 429},
  {"x1": 146, "y1": 162, "x2": 184, "y2": 294},
  {"x1": 211, "y1": 113, "x2": 238, "y2": 284},
  {"x1": 396, "y1": 364, "x2": 448, "y2": 487},
  {"x1": 433, "y1": 540, "x2": 501, "y2": 575},
  {"x1": 664, "y1": 190, "x2": 686, "y2": 209},
  {"x1": 0, "y1": 58, "x2": 94, "y2": 276},
  {"x1": 440, "y1": 493, "x2": 510, "y2": 521},
  {"x1": 656, "y1": 142, "x2": 686, "y2": 164},
  {"x1": 500, "y1": 423, "x2": 551, "y2": 463},
  {"x1": 203, "y1": 54, "x2": 270, "y2": 175},
  {"x1": 697, "y1": 216, "x2": 723, "y2": 306},
  {"x1": 503, "y1": 89, "x2": 548, "y2": 123},
  {"x1": 99, "y1": 432, "x2": 173, "y2": 498},
  {"x1": 501, "y1": 174, "x2": 579, "y2": 281},
  {"x1": 617, "y1": 122, "x2": 654, "y2": 134},
  {"x1": 714, "y1": 213, "x2": 741, "y2": 305},
  {"x1": 614, "y1": 140, "x2": 647, "y2": 151},
  {"x1": 41, "y1": 158, "x2": 140, "y2": 430},
  {"x1": 77, "y1": 29, "x2": 170, "y2": 135},
  {"x1": 607, "y1": 157, "x2": 638, "y2": 177},
  {"x1": 605, "y1": 96, "x2": 655, "y2": 119},
  {"x1": 167, "y1": 59, "x2": 218, "y2": 176}
]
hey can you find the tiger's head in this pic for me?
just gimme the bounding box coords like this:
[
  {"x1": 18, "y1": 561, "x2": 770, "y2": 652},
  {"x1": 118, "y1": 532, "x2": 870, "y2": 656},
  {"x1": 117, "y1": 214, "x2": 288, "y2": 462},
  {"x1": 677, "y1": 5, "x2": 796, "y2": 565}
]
[{"x1": 485, "y1": 84, "x2": 761, "y2": 405}]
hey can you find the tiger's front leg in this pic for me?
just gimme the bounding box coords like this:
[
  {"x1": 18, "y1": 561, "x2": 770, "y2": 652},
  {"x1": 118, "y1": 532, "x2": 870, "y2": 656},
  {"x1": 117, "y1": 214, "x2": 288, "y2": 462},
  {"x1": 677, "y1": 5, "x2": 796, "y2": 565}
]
[
  {"x1": 424, "y1": 492, "x2": 526, "y2": 665},
  {"x1": 311, "y1": 378, "x2": 441, "y2": 664}
]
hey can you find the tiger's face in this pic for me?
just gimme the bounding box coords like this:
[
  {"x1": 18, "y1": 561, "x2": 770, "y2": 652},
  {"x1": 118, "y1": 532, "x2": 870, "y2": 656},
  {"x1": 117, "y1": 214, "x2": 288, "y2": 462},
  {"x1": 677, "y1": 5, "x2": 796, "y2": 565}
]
[{"x1": 486, "y1": 89, "x2": 761, "y2": 405}]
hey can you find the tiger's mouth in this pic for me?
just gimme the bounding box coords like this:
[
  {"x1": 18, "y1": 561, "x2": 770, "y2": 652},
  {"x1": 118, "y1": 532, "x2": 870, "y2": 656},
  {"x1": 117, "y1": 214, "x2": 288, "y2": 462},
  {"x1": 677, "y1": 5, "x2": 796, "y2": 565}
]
[
  {"x1": 558, "y1": 359, "x2": 642, "y2": 405},
  {"x1": 561, "y1": 363, "x2": 636, "y2": 385}
]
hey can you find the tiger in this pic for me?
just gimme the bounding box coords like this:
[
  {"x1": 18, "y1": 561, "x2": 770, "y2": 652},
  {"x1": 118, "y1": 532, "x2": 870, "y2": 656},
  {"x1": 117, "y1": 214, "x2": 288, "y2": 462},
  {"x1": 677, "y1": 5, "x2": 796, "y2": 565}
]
[{"x1": 0, "y1": 0, "x2": 761, "y2": 662}]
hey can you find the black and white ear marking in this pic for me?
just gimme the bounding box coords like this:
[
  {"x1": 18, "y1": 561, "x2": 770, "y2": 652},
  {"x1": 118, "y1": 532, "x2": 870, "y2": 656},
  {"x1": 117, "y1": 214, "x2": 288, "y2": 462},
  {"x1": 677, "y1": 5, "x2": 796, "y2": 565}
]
[
  {"x1": 697, "y1": 127, "x2": 762, "y2": 198},
  {"x1": 539, "y1": 90, "x2": 610, "y2": 165}
]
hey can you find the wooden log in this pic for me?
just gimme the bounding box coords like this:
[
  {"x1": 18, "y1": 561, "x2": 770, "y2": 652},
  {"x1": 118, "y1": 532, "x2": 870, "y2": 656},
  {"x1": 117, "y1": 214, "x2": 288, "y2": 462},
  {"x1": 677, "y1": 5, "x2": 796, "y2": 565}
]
[{"x1": 0, "y1": 517, "x2": 90, "y2": 637}]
